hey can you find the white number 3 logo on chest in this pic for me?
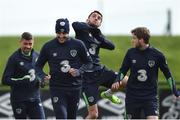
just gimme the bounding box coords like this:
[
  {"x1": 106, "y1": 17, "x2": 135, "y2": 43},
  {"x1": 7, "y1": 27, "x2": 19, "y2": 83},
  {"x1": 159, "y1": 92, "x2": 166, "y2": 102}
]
[
  {"x1": 60, "y1": 60, "x2": 71, "y2": 73},
  {"x1": 137, "y1": 69, "x2": 147, "y2": 82}
]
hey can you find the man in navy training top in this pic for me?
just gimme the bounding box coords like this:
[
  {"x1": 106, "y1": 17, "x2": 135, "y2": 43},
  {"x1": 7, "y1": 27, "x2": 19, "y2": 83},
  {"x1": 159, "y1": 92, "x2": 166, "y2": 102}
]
[
  {"x1": 2, "y1": 32, "x2": 45, "y2": 119},
  {"x1": 115, "y1": 27, "x2": 180, "y2": 119},
  {"x1": 72, "y1": 10, "x2": 128, "y2": 119},
  {"x1": 35, "y1": 18, "x2": 93, "y2": 119}
]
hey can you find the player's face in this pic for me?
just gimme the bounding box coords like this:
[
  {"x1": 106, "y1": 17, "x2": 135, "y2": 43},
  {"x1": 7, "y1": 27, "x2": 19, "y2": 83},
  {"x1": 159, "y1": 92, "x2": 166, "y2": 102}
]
[
  {"x1": 131, "y1": 34, "x2": 141, "y2": 48},
  {"x1": 87, "y1": 12, "x2": 102, "y2": 27},
  {"x1": 20, "y1": 39, "x2": 34, "y2": 54},
  {"x1": 56, "y1": 32, "x2": 69, "y2": 43}
]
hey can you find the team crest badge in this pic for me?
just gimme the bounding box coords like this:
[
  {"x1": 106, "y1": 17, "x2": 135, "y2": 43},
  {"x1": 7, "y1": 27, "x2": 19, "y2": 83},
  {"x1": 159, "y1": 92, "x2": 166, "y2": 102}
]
[
  {"x1": 53, "y1": 97, "x2": 59, "y2": 103},
  {"x1": 70, "y1": 50, "x2": 77, "y2": 57},
  {"x1": 132, "y1": 59, "x2": 136, "y2": 64},
  {"x1": 53, "y1": 52, "x2": 57, "y2": 57},
  {"x1": 88, "y1": 96, "x2": 94, "y2": 103},
  {"x1": 16, "y1": 108, "x2": 22, "y2": 114},
  {"x1": 60, "y1": 21, "x2": 65, "y2": 26},
  {"x1": 19, "y1": 61, "x2": 24, "y2": 66},
  {"x1": 148, "y1": 60, "x2": 155, "y2": 67}
]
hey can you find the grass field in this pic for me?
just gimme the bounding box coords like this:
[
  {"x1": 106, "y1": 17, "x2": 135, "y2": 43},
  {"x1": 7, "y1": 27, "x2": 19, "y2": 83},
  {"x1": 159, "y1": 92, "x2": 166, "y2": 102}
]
[{"x1": 0, "y1": 35, "x2": 180, "y2": 88}]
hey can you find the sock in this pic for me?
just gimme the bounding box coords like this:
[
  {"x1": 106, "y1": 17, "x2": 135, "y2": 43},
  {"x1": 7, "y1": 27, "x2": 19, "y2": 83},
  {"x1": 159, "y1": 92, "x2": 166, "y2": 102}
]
[{"x1": 104, "y1": 89, "x2": 114, "y2": 96}]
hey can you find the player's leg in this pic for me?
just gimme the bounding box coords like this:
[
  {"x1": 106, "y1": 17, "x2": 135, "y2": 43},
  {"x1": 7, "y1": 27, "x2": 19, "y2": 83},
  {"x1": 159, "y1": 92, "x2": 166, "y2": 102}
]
[
  {"x1": 67, "y1": 89, "x2": 81, "y2": 119},
  {"x1": 85, "y1": 104, "x2": 99, "y2": 119},
  {"x1": 100, "y1": 67, "x2": 126, "y2": 104},
  {"x1": 125, "y1": 101, "x2": 141, "y2": 119},
  {"x1": 146, "y1": 116, "x2": 158, "y2": 120},
  {"x1": 82, "y1": 83, "x2": 99, "y2": 119},
  {"x1": 11, "y1": 101, "x2": 27, "y2": 119},
  {"x1": 27, "y1": 99, "x2": 45, "y2": 119},
  {"x1": 104, "y1": 75, "x2": 128, "y2": 93},
  {"x1": 143, "y1": 99, "x2": 159, "y2": 120},
  {"x1": 100, "y1": 89, "x2": 122, "y2": 104},
  {"x1": 101, "y1": 76, "x2": 128, "y2": 104},
  {"x1": 50, "y1": 89, "x2": 68, "y2": 119},
  {"x1": 102, "y1": 75, "x2": 128, "y2": 92}
]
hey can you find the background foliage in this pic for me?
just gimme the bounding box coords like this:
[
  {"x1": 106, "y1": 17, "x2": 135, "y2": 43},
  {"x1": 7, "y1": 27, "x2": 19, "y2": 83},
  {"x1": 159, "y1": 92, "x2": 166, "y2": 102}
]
[{"x1": 0, "y1": 35, "x2": 179, "y2": 89}]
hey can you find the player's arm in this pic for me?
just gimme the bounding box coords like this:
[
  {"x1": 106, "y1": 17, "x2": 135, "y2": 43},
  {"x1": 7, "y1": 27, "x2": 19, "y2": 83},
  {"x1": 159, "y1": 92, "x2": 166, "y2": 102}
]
[
  {"x1": 35, "y1": 44, "x2": 49, "y2": 83},
  {"x1": 116, "y1": 50, "x2": 131, "y2": 82},
  {"x1": 72, "y1": 22, "x2": 115, "y2": 50},
  {"x1": 111, "y1": 50, "x2": 130, "y2": 90},
  {"x1": 72, "y1": 22, "x2": 93, "y2": 31},
  {"x1": 90, "y1": 28, "x2": 115, "y2": 50},
  {"x1": 2, "y1": 56, "x2": 32, "y2": 86},
  {"x1": 79, "y1": 41, "x2": 93, "y2": 72},
  {"x1": 159, "y1": 53, "x2": 179, "y2": 97},
  {"x1": 69, "y1": 41, "x2": 93, "y2": 77}
]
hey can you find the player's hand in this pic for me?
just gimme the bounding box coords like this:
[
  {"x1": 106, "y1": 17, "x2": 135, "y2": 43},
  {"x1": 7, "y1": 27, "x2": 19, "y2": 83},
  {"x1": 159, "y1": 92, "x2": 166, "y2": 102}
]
[
  {"x1": 41, "y1": 74, "x2": 51, "y2": 87},
  {"x1": 111, "y1": 81, "x2": 122, "y2": 92},
  {"x1": 172, "y1": 95, "x2": 180, "y2": 101},
  {"x1": 69, "y1": 68, "x2": 80, "y2": 77},
  {"x1": 44, "y1": 74, "x2": 51, "y2": 81},
  {"x1": 173, "y1": 90, "x2": 180, "y2": 99},
  {"x1": 90, "y1": 28, "x2": 102, "y2": 36}
]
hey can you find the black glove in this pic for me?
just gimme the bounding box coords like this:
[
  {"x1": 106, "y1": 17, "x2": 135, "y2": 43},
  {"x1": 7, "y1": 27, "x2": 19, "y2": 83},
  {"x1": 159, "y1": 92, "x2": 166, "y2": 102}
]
[{"x1": 90, "y1": 28, "x2": 102, "y2": 37}]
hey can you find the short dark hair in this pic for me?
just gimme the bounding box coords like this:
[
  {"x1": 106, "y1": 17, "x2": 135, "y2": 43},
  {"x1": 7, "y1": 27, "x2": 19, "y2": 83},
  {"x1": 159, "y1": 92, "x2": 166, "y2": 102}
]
[
  {"x1": 88, "y1": 10, "x2": 103, "y2": 19},
  {"x1": 131, "y1": 27, "x2": 150, "y2": 44},
  {"x1": 21, "y1": 32, "x2": 33, "y2": 40}
]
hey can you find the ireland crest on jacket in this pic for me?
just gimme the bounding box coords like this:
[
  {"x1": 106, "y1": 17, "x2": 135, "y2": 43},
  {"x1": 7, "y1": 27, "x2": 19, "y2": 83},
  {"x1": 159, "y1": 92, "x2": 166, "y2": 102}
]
[
  {"x1": 70, "y1": 49, "x2": 77, "y2": 57},
  {"x1": 148, "y1": 60, "x2": 155, "y2": 68}
]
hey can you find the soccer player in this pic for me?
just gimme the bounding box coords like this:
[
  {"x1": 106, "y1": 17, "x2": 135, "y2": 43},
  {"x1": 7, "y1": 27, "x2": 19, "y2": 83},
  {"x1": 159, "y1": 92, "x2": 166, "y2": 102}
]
[
  {"x1": 115, "y1": 27, "x2": 180, "y2": 119},
  {"x1": 35, "y1": 18, "x2": 93, "y2": 119},
  {"x1": 72, "y1": 10, "x2": 128, "y2": 119},
  {"x1": 2, "y1": 32, "x2": 45, "y2": 119}
]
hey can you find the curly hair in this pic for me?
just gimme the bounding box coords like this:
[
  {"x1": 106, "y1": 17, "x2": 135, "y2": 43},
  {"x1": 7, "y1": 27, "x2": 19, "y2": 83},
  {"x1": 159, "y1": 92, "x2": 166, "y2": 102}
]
[{"x1": 131, "y1": 27, "x2": 150, "y2": 44}]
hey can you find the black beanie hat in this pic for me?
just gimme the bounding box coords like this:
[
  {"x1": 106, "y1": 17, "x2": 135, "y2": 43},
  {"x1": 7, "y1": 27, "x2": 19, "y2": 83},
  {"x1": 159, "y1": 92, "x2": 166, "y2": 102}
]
[{"x1": 55, "y1": 18, "x2": 70, "y2": 34}]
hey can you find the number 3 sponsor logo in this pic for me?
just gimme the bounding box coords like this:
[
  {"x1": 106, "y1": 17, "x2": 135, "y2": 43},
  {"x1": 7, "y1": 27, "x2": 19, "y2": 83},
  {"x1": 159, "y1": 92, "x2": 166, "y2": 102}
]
[
  {"x1": 89, "y1": 44, "x2": 97, "y2": 55},
  {"x1": 137, "y1": 69, "x2": 147, "y2": 82},
  {"x1": 60, "y1": 60, "x2": 71, "y2": 73},
  {"x1": 28, "y1": 69, "x2": 36, "y2": 82}
]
